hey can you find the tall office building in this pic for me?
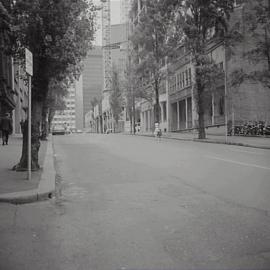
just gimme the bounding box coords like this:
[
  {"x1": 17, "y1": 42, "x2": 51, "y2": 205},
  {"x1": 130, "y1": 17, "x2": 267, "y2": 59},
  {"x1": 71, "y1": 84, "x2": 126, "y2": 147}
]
[
  {"x1": 101, "y1": 0, "x2": 111, "y2": 93},
  {"x1": 120, "y1": 0, "x2": 131, "y2": 24},
  {"x1": 82, "y1": 46, "x2": 103, "y2": 127}
]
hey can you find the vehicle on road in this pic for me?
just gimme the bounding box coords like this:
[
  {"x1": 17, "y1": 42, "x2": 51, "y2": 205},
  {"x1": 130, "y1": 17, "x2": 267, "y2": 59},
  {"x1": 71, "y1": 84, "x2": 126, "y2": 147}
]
[{"x1": 52, "y1": 125, "x2": 66, "y2": 135}]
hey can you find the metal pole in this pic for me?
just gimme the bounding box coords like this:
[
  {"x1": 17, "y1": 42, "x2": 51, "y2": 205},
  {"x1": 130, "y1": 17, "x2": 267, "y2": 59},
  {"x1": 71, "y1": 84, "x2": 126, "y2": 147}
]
[
  {"x1": 28, "y1": 75, "x2": 31, "y2": 181},
  {"x1": 224, "y1": 42, "x2": 228, "y2": 143}
]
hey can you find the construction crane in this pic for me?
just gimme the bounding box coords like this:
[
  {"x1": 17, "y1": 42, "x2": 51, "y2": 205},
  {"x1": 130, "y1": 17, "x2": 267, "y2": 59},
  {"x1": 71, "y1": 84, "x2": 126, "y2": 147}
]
[{"x1": 99, "y1": 0, "x2": 111, "y2": 93}]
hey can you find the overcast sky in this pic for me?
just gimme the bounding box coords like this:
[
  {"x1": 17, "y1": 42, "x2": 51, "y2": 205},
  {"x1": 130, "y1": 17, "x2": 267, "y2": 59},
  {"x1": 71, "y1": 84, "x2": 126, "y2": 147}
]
[{"x1": 93, "y1": 0, "x2": 121, "y2": 46}]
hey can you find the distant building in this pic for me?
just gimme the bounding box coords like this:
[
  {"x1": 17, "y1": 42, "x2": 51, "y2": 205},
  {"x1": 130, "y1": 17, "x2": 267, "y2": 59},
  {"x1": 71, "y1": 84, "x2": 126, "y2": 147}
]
[
  {"x1": 51, "y1": 78, "x2": 83, "y2": 131},
  {"x1": 0, "y1": 1, "x2": 16, "y2": 120},
  {"x1": 82, "y1": 46, "x2": 103, "y2": 128},
  {"x1": 102, "y1": 23, "x2": 128, "y2": 133},
  {"x1": 120, "y1": 0, "x2": 131, "y2": 24}
]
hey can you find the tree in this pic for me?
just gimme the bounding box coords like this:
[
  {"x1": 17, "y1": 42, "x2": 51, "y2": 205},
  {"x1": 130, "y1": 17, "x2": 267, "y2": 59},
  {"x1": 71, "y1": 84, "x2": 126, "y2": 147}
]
[
  {"x1": 90, "y1": 97, "x2": 99, "y2": 109},
  {"x1": 231, "y1": 0, "x2": 270, "y2": 88},
  {"x1": 130, "y1": 0, "x2": 173, "y2": 124},
  {"x1": 110, "y1": 65, "x2": 123, "y2": 130},
  {"x1": 169, "y1": 0, "x2": 234, "y2": 139},
  {"x1": 123, "y1": 50, "x2": 141, "y2": 134},
  {"x1": 44, "y1": 79, "x2": 70, "y2": 137},
  {"x1": 11, "y1": 0, "x2": 95, "y2": 170}
]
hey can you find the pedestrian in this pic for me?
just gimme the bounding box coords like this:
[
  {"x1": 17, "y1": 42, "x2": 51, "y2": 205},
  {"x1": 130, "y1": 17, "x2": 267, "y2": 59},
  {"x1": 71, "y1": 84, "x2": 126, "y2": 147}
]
[
  {"x1": 154, "y1": 122, "x2": 162, "y2": 141},
  {"x1": 0, "y1": 113, "x2": 13, "y2": 145}
]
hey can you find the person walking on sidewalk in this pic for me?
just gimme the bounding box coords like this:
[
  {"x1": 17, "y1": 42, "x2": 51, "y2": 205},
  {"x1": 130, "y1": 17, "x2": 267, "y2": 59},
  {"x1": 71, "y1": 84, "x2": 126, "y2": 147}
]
[{"x1": 0, "y1": 113, "x2": 13, "y2": 145}]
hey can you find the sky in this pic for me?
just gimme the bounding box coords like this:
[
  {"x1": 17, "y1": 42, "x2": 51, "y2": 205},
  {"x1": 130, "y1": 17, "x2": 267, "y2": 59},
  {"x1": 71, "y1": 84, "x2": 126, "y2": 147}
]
[{"x1": 93, "y1": 0, "x2": 121, "y2": 46}]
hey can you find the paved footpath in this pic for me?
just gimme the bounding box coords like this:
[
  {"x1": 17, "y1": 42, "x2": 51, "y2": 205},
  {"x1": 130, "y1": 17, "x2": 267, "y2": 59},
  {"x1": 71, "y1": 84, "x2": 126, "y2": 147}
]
[
  {"x1": 135, "y1": 131, "x2": 270, "y2": 149},
  {"x1": 0, "y1": 135, "x2": 55, "y2": 204}
]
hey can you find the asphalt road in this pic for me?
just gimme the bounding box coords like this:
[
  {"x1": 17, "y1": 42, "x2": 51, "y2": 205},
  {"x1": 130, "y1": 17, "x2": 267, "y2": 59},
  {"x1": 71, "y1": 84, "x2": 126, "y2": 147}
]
[{"x1": 1, "y1": 133, "x2": 270, "y2": 270}]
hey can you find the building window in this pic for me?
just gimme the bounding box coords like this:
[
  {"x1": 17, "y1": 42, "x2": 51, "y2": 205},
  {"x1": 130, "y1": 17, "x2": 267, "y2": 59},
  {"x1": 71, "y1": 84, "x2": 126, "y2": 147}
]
[
  {"x1": 219, "y1": 62, "x2": 224, "y2": 71},
  {"x1": 182, "y1": 72, "x2": 185, "y2": 88},
  {"x1": 185, "y1": 70, "x2": 189, "y2": 86},
  {"x1": 188, "y1": 68, "x2": 192, "y2": 85},
  {"x1": 177, "y1": 73, "x2": 181, "y2": 90},
  {"x1": 163, "y1": 102, "x2": 167, "y2": 121}
]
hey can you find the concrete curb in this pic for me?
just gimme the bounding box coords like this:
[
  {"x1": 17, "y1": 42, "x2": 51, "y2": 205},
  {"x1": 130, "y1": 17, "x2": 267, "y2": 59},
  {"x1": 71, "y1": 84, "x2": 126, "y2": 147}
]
[
  {"x1": 0, "y1": 136, "x2": 56, "y2": 204},
  {"x1": 132, "y1": 133, "x2": 270, "y2": 150}
]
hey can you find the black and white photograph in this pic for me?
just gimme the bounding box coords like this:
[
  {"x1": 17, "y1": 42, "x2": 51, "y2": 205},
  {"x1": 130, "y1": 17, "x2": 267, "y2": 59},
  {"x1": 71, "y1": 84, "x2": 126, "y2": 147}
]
[{"x1": 0, "y1": 0, "x2": 270, "y2": 269}]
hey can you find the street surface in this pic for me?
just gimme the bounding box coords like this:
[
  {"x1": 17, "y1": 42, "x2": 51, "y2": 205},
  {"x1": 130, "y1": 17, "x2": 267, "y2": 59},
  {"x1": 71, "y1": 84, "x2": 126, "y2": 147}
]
[{"x1": 1, "y1": 133, "x2": 270, "y2": 270}]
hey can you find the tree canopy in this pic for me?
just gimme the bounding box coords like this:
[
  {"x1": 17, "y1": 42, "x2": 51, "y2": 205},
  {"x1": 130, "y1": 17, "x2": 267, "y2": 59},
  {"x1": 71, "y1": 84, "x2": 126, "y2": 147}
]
[
  {"x1": 130, "y1": 0, "x2": 174, "y2": 123},
  {"x1": 10, "y1": 0, "x2": 96, "y2": 169},
  {"x1": 167, "y1": 0, "x2": 234, "y2": 138},
  {"x1": 12, "y1": 0, "x2": 96, "y2": 100}
]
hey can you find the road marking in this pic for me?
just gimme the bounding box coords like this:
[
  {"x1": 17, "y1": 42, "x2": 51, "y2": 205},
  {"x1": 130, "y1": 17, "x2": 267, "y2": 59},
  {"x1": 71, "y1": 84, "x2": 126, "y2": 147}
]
[
  {"x1": 229, "y1": 148, "x2": 267, "y2": 155},
  {"x1": 205, "y1": 155, "x2": 270, "y2": 171}
]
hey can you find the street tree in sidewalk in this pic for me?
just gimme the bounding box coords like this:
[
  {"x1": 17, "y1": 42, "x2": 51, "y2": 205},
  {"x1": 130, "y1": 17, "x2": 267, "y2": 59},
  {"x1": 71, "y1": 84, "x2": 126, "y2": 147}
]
[
  {"x1": 12, "y1": 0, "x2": 95, "y2": 170},
  {"x1": 230, "y1": 0, "x2": 270, "y2": 90},
  {"x1": 130, "y1": 0, "x2": 174, "y2": 124},
  {"x1": 123, "y1": 50, "x2": 149, "y2": 134},
  {"x1": 110, "y1": 65, "x2": 123, "y2": 131},
  {"x1": 168, "y1": 0, "x2": 234, "y2": 139},
  {"x1": 42, "y1": 79, "x2": 70, "y2": 140},
  {"x1": 90, "y1": 97, "x2": 99, "y2": 110}
]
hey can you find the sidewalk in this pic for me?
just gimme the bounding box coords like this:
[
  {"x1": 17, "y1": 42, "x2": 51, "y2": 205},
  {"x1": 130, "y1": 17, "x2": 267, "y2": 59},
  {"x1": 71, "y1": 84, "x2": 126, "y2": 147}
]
[
  {"x1": 135, "y1": 131, "x2": 270, "y2": 150},
  {"x1": 0, "y1": 135, "x2": 55, "y2": 204}
]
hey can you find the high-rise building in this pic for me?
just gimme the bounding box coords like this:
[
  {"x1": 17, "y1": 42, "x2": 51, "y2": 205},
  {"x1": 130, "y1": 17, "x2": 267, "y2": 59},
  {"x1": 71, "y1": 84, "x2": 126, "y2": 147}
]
[
  {"x1": 101, "y1": 0, "x2": 111, "y2": 93},
  {"x1": 82, "y1": 46, "x2": 103, "y2": 128},
  {"x1": 120, "y1": 0, "x2": 131, "y2": 24}
]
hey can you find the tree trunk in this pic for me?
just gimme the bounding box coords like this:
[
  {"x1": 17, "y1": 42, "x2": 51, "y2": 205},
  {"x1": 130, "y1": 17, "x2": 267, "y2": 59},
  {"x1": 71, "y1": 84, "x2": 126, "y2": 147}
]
[
  {"x1": 154, "y1": 79, "x2": 160, "y2": 123},
  {"x1": 40, "y1": 103, "x2": 49, "y2": 140},
  {"x1": 132, "y1": 93, "x2": 136, "y2": 134},
  {"x1": 129, "y1": 107, "x2": 133, "y2": 134},
  {"x1": 196, "y1": 74, "x2": 206, "y2": 139},
  {"x1": 48, "y1": 108, "x2": 55, "y2": 134},
  {"x1": 14, "y1": 100, "x2": 42, "y2": 171}
]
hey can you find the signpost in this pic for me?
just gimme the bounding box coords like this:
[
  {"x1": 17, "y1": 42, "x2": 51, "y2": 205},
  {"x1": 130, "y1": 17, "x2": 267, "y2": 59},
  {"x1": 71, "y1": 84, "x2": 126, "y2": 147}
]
[{"x1": 25, "y1": 48, "x2": 33, "y2": 181}]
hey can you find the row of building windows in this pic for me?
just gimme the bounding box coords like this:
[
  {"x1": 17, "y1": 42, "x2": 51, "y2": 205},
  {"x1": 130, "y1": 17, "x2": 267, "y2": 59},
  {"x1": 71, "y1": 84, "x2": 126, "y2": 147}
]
[
  {"x1": 170, "y1": 68, "x2": 192, "y2": 93},
  {"x1": 53, "y1": 121, "x2": 75, "y2": 125},
  {"x1": 55, "y1": 111, "x2": 75, "y2": 116},
  {"x1": 66, "y1": 101, "x2": 75, "y2": 105},
  {"x1": 54, "y1": 116, "x2": 75, "y2": 120}
]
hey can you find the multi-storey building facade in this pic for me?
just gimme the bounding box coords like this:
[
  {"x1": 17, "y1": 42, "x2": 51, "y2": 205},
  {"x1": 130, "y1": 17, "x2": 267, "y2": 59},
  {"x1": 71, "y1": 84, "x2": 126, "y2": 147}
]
[
  {"x1": 130, "y1": 0, "x2": 270, "y2": 135},
  {"x1": 102, "y1": 22, "x2": 128, "y2": 133},
  {"x1": 82, "y1": 46, "x2": 103, "y2": 128},
  {"x1": 1, "y1": 1, "x2": 29, "y2": 135},
  {"x1": 0, "y1": 0, "x2": 16, "y2": 120},
  {"x1": 52, "y1": 78, "x2": 83, "y2": 132}
]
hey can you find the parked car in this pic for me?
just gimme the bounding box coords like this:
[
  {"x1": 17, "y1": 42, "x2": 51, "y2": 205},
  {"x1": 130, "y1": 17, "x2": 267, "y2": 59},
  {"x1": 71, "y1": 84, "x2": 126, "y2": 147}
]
[{"x1": 52, "y1": 125, "x2": 66, "y2": 135}]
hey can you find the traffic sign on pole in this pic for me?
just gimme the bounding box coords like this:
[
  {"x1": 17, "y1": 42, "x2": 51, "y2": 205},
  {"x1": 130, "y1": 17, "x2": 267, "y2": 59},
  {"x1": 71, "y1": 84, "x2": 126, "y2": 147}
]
[
  {"x1": 25, "y1": 48, "x2": 33, "y2": 181},
  {"x1": 25, "y1": 48, "x2": 33, "y2": 76}
]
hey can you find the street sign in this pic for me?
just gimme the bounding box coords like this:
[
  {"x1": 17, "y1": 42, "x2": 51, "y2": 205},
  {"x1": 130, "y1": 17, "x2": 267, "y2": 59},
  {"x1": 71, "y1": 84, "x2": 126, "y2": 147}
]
[{"x1": 25, "y1": 48, "x2": 33, "y2": 76}]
